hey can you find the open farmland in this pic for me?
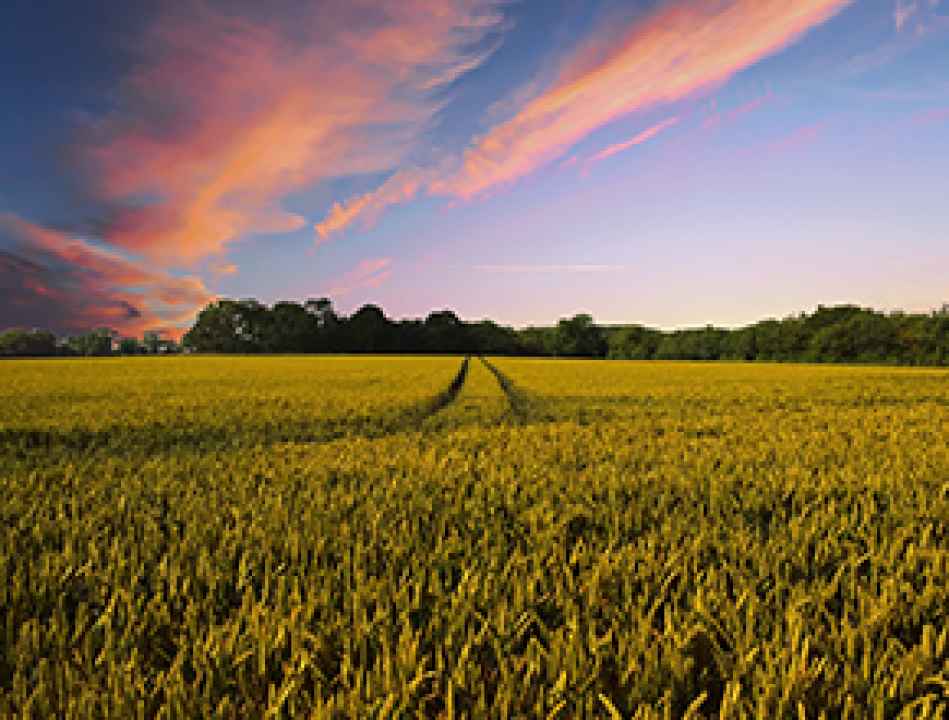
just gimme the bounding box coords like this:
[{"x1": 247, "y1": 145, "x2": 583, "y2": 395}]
[{"x1": 2, "y1": 357, "x2": 949, "y2": 718}]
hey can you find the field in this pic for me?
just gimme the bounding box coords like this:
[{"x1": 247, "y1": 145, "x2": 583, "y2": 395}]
[{"x1": 2, "y1": 356, "x2": 949, "y2": 718}]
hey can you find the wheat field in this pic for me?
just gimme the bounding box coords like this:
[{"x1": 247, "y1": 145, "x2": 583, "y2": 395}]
[{"x1": 2, "y1": 356, "x2": 948, "y2": 718}]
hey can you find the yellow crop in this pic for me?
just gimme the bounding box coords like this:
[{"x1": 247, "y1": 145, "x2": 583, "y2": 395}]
[{"x1": 2, "y1": 356, "x2": 948, "y2": 717}]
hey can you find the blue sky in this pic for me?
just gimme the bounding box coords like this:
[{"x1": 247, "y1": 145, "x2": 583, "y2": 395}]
[{"x1": 1, "y1": 0, "x2": 947, "y2": 337}]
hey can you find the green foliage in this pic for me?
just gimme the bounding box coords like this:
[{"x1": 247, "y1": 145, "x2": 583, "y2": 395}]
[
  {"x1": 0, "y1": 329, "x2": 56, "y2": 357},
  {"x1": 117, "y1": 337, "x2": 142, "y2": 355},
  {"x1": 608, "y1": 325, "x2": 661, "y2": 360},
  {"x1": 5, "y1": 300, "x2": 948, "y2": 365},
  {"x1": 2, "y1": 357, "x2": 949, "y2": 717},
  {"x1": 552, "y1": 314, "x2": 607, "y2": 358}
]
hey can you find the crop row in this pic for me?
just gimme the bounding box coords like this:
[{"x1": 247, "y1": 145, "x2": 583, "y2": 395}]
[
  {"x1": 0, "y1": 356, "x2": 465, "y2": 460},
  {"x1": 2, "y1": 358, "x2": 948, "y2": 717}
]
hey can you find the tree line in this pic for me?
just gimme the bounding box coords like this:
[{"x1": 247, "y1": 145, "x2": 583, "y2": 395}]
[
  {"x1": 0, "y1": 328, "x2": 179, "y2": 357},
  {"x1": 3, "y1": 298, "x2": 948, "y2": 366}
]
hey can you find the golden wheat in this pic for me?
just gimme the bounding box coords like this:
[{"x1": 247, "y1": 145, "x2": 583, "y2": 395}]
[{"x1": 2, "y1": 356, "x2": 947, "y2": 718}]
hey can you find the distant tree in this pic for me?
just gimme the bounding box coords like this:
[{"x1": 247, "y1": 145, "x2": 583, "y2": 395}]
[
  {"x1": 182, "y1": 300, "x2": 245, "y2": 353},
  {"x1": 344, "y1": 305, "x2": 393, "y2": 353},
  {"x1": 305, "y1": 297, "x2": 340, "y2": 351},
  {"x1": 232, "y1": 299, "x2": 271, "y2": 353},
  {"x1": 722, "y1": 326, "x2": 755, "y2": 361},
  {"x1": 60, "y1": 335, "x2": 81, "y2": 356},
  {"x1": 73, "y1": 328, "x2": 116, "y2": 356},
  {"x1": 892, "y1": 313, "x2": 933, "y2": 366},
  {"x1": 118, "y1": 337, "x2": 142, "y2": 355},
  {"x1": 750, "y1": 318, "x2": 809, "y2": 362},
  {"x1": 516, "y1": 327, "x2": 553, "y2": 356},
  {"x1": 608, "y1": 325, "x2": 661, "y2": 360},
  {"x1": 0, "y1": 329, "x2": 57, "y2": 357},
  {"x1": 803, "y1": 304, "x2": 865, "y2": 336},
  {"x1": 808, "y1": 310, "x2": 897, "y2": 364},
  {"x1": 552, "y1": 314, "x2": 607, "y2": 357},
  {"x1": 925, "y1": 314, "x2": 949, "y2": 365},
  {"x1": 268, "y1": 301, "x2": 317, "y2": 353},
  {"x1": 388, "y1": 319, "x2": 423, "y2": 354},
  {"x1": 162, "y1": 298, "x2": 949, "y2": 367},
  {"x1": 655, "y1": 332, "x2": 684, "y2": 360},
  {"x1": 142, "y1": 331, "x2": 162, "y2": 354},
  {"x1": 681, "y1": 325, "x2": 727, "y2": 361},
  {"x1": 469, "y1": 320, "x2": 521, "y2": 355},
  {"x1": 424, "y1": 310, "x2": 472, "y2": 354}
]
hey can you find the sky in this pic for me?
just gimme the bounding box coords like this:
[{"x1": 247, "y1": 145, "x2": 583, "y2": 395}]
[{"x1": 1, "y1": 0, "x2": 947, "y2": 338}]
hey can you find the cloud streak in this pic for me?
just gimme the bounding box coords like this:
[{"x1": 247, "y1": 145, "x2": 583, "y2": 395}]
[
  {"x1": 83, "y1": 0, "x2": 510, "y2": 264},
  {"x1": 895, "y1": 0, "x2": 919, "y2": 30},
  {"x1": 329, "y1": 258, "x2": 393, "y2": 296},
  {"x1": 438, "y1": 0, "x2": 853, "y2": 199},
  {"x1": 316, "y1": 162, "x2": 448, "y2": 241},
  {"x1": 840, "y1": 5, "x2": 949, "y2": 76},
  {"x1": 700, "y1": 87, "x2": 779, "y2": 130},
  {"x1": 582, "y1": 116, "x2": 681, "y2": 171},
  {"x1": 909, "y1": 106, "x2": 949, "y2": 126},
  {"x1": 0, "y1": 214, "x2": 215, "y2": 339},
  {"x1": 473, "y1": 264, "x2": 630, "y2": 273},
  {"x1": 315, "y1": 0, "x2": 853, "y2": 239},
  {"x1": 742, "y1": 119, "x2": 834, "y2": 156},
  {"x1": 868, "y1": 104, "x2": 949, "y2": 143},
  {"x1": 3, "y1": 0, "x2": 512, "y2": 334}
]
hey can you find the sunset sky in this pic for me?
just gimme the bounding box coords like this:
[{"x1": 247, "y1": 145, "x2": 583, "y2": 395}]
[{"x1": 1, "y1": 0, "x2": 947, "y2": 338}]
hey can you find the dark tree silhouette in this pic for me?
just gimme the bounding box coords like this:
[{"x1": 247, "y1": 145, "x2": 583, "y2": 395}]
[{"x1": 3, "y1": 299, "x2": 948, "y2": 366}]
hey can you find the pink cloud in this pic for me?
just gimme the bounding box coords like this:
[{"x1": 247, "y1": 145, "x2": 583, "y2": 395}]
[
  {"x1": 895, "y1": 0, "x2": 919, "y2": 30},
  {"x1": 313, "y1": 0, "x2": 852, "y2": 239},
  {"x1": 438, "y1": 0, "x2": 852, "y2": 200},
  {"x1": 768, "y1": 123, "x2": 828, "y2": 153},
  {"x1": 329, "y1": 258, "x2": 394, "y2": 297},
  {"x1": 316, "y1": 163, "x2": 443, "y2": 241},
  {"x1": 910, "y1": 106, "x2": 949, "y2": 125},
  {"x1": 742, "y1": 118, "x2": 834, "y2": 155},
  {"x1": 209, "y1": 260, "x2": 238, "y2": 277},
  {"x1": 0, "y1": 213, "x2": 215, "y2": 339},
  {"x1": 473, "y1": 264, "x2": 629, "y2": 273},
  {"x1": 83, "y1": 0, "x2": 508, "y2": 265},
  {"x1": 867, "y1": 105, "x2": 949, "y2": 143},
  {"x1": 700, "y1": 87, "x2": 778, "y2": 130},
  {"x1": 582, "y1": 116, "x2": 681, "y2": 171}
]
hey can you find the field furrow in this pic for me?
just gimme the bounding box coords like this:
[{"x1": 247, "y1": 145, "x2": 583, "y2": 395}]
[
  {"x1": 418, "y1": 355, "x2": 514, "y2": 431},
  {"x1": 0, "y1": 356, "x2": 466, "y2": 459},
  {"x1": 2, "y1": 357, "x2": 949, "y2": 718}
]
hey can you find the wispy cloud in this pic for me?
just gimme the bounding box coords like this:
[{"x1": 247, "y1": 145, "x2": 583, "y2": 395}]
[
  {"x1": 316, "y1": 161, "x2": 449, "y2": 241},
  {"x1": 742, "y1": 118, "x2": 834, "y2": 155},
  {"x1": 314, "y1": 0, "x2": 852, "y2": 239},
  {"x1": 472, "y1": 264, "x2": 629, "y2": 273},
  {"x1": 209, "y1": 260, "x2": 238, "y2": 277},
  {"x1": 581, "y1": 117, "x2": 681, "y2": 172},
  {"x1": 868, "y1": 104, "x2": 949, "y2": 143},
  {"x1": 840, "y1": 4, "x2": 949, "y2": 76},
  {"x1": 329, "y1": 258, "x2": 393, "y2": 296},
  {"x1": 81, "y1": 0, "x2": 509, "y2": 265},
  {"x1": 0, "y1": 214, "x2": 215, "y2": 339},
  {"x1": 438, "y1": 0, "x2": 853, "y2": 200},
  {"x1": 700, "y1": 87, "x2": 779, "y2": 130},
  {"x1": 895, "y1": 0, "x2": 919, "y2": 30},
  {"x1": 909, "y1": 106, "x2": 949, "y2": 126},
  {"x1": 806, "y1": 78, "x2": 949, "y2": 102}
]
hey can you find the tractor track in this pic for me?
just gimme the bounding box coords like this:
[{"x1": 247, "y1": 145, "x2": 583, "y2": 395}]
[
  {"x1": 4, "y1": 357, "x2": 475, "y2": 459},
  {"x1": 2, "y1": 355, "x2": 552, "y2": 460},
  {"x1": 477, "y1": 356, "x2": 546, "y2": 422},
  {"x1": 410, "y1": 355, "x2": 471, "y2": 420}
]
